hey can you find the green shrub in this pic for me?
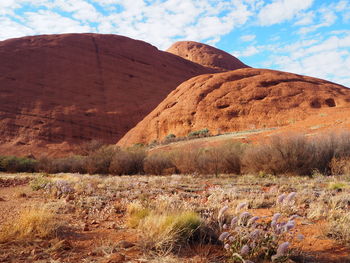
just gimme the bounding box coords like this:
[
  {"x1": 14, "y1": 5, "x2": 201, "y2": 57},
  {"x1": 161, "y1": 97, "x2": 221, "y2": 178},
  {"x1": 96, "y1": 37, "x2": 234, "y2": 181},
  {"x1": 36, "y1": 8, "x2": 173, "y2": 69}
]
[
  {"x1": 328, "y1": 182, "x2": 348, "y2": 191},
  {"x1": 30, "y1": 176, "x2": 51, "y2": 191},
  {"x1": 0, "y1": 156, "x2": 37, "y2": 173},
  {"x1": 188, "y1": 128, "x2": 210, "y2": 138}
]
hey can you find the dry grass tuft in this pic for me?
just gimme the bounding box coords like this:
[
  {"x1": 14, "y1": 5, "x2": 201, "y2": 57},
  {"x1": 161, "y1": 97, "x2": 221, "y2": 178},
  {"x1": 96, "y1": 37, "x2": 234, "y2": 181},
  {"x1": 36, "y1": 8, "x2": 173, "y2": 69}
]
[
  {"x1": 126, "y1": 202, "x2": 151, "y2": 228},
  {"x1": 137, "y1": 211, "x2": 201, "y2": 253},
  {"x1": 0, "y1": 206, "x2": 59, "y2": 243},
  {"x1": 126, "y1": 202, "x2": 201, "y2": 254}
]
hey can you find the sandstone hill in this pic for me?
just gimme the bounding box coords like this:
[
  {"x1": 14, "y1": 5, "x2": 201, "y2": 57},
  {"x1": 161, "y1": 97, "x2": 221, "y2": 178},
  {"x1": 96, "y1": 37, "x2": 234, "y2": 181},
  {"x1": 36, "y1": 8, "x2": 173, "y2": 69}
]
[
  {"x1": 166, "y1": 41, "x2": 249, "y2": 71},
  {"x1": 118, "y1": 68, "x2": 350, "y2": 146},
  {"x1": 0, "y1": 34, "x2": 215, "y2": 156}
]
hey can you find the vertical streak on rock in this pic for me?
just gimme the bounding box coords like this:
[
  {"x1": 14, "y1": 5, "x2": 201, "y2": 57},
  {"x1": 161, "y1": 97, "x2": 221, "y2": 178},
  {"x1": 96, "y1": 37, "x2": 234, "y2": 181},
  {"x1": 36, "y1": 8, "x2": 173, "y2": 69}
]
[
  {"x1": 91, "y1": 36, "x2": 109, "y2": 138},
  {"x1": 91, "y1": 36, "x2": 106, "y2": 98}
]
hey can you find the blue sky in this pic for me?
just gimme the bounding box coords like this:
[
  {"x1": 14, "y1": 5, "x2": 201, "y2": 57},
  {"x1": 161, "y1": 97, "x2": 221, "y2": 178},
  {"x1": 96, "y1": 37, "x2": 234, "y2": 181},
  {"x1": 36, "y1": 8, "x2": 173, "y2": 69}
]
[{"x1": 1, "y1": 0, "x2": 349, "y2": 87}]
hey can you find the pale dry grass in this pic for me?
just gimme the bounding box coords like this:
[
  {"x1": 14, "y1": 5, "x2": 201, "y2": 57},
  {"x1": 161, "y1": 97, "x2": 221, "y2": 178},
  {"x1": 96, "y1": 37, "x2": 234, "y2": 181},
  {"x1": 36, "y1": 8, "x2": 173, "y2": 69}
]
[
  {"x1": 0, "y1": 206, "x2": 59, "y2": 243},
  {"x1": 137, "y1": 211, "x2": 201, "y2": 254}
]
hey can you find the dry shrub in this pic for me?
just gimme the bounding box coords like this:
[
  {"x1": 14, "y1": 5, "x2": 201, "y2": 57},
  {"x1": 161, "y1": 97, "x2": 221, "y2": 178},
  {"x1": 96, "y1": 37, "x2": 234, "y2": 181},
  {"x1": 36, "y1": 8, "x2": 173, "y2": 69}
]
[
  {"x1": 0, "y1": 207, "x2": 59, "y2": 243},
  {"x1": 315, "y1": 131, "x2": 350, "y2": 174},
  {"x1": 242, "y1": 133, "x2": 316, "y2": 175},
  {"x1": 242, "y1": 131, "x2": 350, "y2": 176},
  {"x1": 85, "y1": 145, "x2": 118, "y2": 174},
  {"x1": 77, "y1": 139, "x2": 105, "y2": 156},
  {"x1": 326, "y1": 210, "x2": 350, "y2": 244},
  {"x1": 144, "y1": 153, "x2": 174, "y2": 175},
  {"x1": 36, "y1": 144, "x2": 145, "y2": 175},
  {"x1": 330, "y1": 157, "x2": 350, "y2": 176},
  {"x1": 196, "y1": 147, "x2": 223, "y2": 176},
  {"x1": 38, "y1": 155, "x2": 86, "y2": 174},
  {"x1": 220, "y1": 143, "x2": 245, "y2": 174},
  {"x1": 197, "y1": 143, "x2": 245, "y2": 176},
  {"x1": 170, "y1": 145, "x2": 202, "y2": 174},
  {"x1": 169, "y1": 142, "x2": 244, "y2": 175},
  {"x1": 109, "y1": 147, "x2": 146, "y2": 175}
]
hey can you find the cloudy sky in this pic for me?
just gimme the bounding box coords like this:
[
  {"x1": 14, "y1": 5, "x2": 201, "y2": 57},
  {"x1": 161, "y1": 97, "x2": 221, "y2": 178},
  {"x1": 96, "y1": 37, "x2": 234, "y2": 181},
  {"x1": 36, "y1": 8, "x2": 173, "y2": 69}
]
[{"x1": 1, "y1": 0, "x2": 349, "y2": 87}]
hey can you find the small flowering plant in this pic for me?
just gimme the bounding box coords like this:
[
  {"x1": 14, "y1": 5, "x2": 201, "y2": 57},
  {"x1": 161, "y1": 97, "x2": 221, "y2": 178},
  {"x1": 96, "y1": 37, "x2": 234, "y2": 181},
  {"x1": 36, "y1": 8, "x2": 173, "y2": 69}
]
[
  {"x1": 218, "y1": 203, "x2": 297, "y2": 263},
  {"x1": 45, "y1": 179, "x2": 75, "y2": 198}
]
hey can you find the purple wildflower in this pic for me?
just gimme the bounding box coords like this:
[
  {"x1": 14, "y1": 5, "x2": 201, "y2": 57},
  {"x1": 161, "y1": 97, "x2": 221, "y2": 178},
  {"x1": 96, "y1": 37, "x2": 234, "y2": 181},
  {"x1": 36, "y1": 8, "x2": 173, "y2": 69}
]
[
  {"x1": 218, "y1": 205, "x2": 229, "y2": 220},
  {"x1": 272, "y1": 213, "x2": 281, "y2": 222},
  {"x1": 230, "y1": 216, "x2": 238, "y2": 228},
  {"x1": 289, "y1": 214, "x2": 299, "y2": 220},
  {"x1": 276, "y1": 242, "x2": 290, "y2": 256},
  {"x1": 249, "y1": 229, "x2": 260, "y2": 239},
  {"x1": 247, "y1": 216, "x2": 259, "y2": 226},
  {"x1": 276, "y1": 193, "x2": 287, "y2": 204},
  {"x1": 284, "y1": 220, "x2": 295, "y2": 232},
  {"x1": 240, "y1": 245, "x2": 250, "y2": 255},
  {"x1": 285, "y1": 192, "x2": 296, "y2": 203},
  {"x1": 218, "y1": 232, "x2": 230, "y2": 241}
]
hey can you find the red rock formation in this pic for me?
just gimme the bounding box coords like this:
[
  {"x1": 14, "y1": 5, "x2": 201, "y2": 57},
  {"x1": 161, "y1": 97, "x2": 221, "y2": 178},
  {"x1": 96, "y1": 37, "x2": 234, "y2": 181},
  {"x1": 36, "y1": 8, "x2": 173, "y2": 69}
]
[
  {"x1": 166, "y1": 41, "x2": 249, "y2": 71},
  {"x1": 118, "y1": 68, "x2": 350, "y2": 146},
  {"x1": 0, "y1": 34, "x2": 214, "y2": 156}
]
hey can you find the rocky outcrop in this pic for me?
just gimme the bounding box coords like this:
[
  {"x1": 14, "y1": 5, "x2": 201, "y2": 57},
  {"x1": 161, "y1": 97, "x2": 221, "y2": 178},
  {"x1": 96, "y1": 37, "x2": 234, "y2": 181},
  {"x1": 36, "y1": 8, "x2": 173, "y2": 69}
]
[
  {"x1": 118, "y1": 68, "x2": 350, "y2": 146},
  {"x1": 166, "y1": 41, "x2": 249, "y2": 71},
  {"x1": 0, "y1": 34, "x2": 214, "y2": 156}
]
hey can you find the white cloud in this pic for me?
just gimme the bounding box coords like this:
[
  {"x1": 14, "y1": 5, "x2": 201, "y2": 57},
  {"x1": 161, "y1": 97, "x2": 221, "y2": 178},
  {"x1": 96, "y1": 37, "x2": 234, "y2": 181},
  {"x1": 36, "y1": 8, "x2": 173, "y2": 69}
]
[
  {"x1": 92, "y1": 0, "x2": 253, "y2": 49},
  {"x1": 240, "y1": 34, "x2": 256, "y2": 42},
  {"x1": 299, "y1": 8, "x2": 337, "y2": 34},
  {"x1": 0, "y1": 16, "x2": 34, "y2": 39},
  {"x1": 24, "y1": 10, "x2": 91, "y2": 34},
  {"x1": 233, "y1": 46, "x2": 260, "y2": 57},
  {"x1": 270, "y1": 33, "x2": 350, "y2": 87},
  {"x1": 1, "y1": 0, "x2": 253, "y2": 48},
  {"x1": 257, "y1": 0, "x2": 314, "y2": 26},
  {"x1": 294, "y1": 11, "x2": 315, "y2": 26},
  {"x1": 49, "y1": 0, "x2": 101, "y2": 22}
]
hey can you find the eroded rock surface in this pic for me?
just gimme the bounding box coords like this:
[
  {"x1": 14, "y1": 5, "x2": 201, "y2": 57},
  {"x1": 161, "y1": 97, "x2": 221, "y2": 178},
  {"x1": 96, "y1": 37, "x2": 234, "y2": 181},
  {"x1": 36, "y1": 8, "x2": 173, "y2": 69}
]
[
  {"x1": 0, "y1": 34, "x2": 214, "y2": 155},
  {"x1": 118, "y1": 68, "x2": 350, "y2": 146},
  {"x1": 167, "y1": 41, "x2": 249, "y2": 71}
]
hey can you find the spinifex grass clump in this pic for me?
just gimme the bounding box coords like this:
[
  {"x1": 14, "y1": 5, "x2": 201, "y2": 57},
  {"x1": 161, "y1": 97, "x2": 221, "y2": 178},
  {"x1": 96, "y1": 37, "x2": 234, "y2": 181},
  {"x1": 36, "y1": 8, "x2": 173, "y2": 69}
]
[
  {"x1": 218, "y1": 203, "x2": 296, "y2": 263},
  {"x1": 0, "y1": 206, "x2": 59, "y2": 243},
  {"x1": 126, "y1": 202, "x2": 201, "y2": 254}
]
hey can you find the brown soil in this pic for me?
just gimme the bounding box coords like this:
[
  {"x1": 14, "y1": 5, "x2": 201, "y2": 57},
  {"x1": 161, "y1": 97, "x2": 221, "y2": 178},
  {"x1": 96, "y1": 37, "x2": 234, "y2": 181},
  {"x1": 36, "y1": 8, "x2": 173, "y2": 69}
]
[
  {"x1": 0, "y1": 34, "x2": 215, "y2": 157},
  {"x1": 118, "y1": 68, "x2": 350, "y2": 146},
  {"x1": 167, "y1": 41, "x2": 249, "y2": 71}
]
